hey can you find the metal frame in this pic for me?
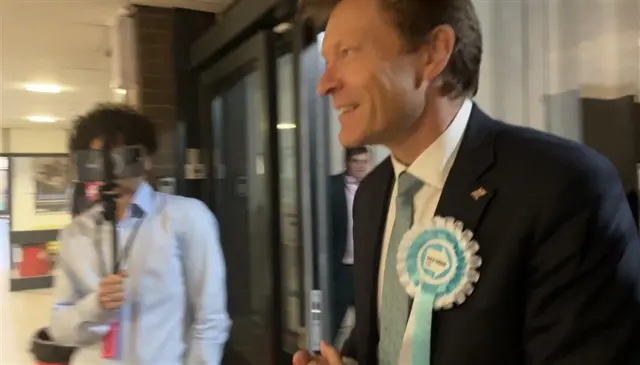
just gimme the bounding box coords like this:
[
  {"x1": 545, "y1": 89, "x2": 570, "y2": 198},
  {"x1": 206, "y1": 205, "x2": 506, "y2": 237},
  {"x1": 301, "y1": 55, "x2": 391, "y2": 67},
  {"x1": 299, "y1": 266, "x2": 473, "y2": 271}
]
[
  {"x1": 2, "y1": 153, "x2": 70, "y2": 292},
  {"x1": 190, "y1": 0, "x2": 295, "y2": 69},
  {"x1": 197, "y1": 31, "x2": 285, "y2": 365},
  {"x1": 189, "y1": 0, "x2": 335, "y2": 356},
  {"x1": 292, "y1": 21, "x2": 333, "y2": 349}
]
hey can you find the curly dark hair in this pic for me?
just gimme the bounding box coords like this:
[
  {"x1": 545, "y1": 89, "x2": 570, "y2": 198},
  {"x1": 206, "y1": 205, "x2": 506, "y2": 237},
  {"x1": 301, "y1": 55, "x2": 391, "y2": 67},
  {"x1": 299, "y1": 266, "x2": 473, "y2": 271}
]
[
  {"x1": 300, "y1": 0, "x2": 482, "y2": 98},
  {"x1": 69, "y1": 103, "x2": 158, "y2": 155}
]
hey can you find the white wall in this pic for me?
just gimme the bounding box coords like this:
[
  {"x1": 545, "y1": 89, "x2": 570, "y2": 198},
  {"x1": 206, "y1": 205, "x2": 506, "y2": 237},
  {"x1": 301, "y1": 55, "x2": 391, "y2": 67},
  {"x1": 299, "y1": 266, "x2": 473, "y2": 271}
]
[
  {"x1": 473, "y1": 0, "x2": 639, "y2": 138},
  {"x1": 1, "y1": 129, "x2": 69, "y2": 153},
  {"x1": 0, "y1": 127, "x2": 73, "y2": 269},
  {"x1": 0, "y1": 128, "x2": 71, "y2": 232}
]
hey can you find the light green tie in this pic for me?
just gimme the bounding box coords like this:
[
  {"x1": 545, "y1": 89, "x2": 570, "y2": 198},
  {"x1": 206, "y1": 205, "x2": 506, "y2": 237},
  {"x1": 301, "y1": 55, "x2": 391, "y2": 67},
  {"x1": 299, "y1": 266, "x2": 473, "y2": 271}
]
[{"x1": 379, "y1": 172, "x2": 424, "y2": 365}]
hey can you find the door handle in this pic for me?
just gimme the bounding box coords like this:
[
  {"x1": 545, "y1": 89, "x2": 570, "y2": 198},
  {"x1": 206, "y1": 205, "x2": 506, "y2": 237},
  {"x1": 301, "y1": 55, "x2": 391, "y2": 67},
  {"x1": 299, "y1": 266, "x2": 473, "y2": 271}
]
[{"x1": 235, "y1": 176, "x2": 248, "y2": 197}]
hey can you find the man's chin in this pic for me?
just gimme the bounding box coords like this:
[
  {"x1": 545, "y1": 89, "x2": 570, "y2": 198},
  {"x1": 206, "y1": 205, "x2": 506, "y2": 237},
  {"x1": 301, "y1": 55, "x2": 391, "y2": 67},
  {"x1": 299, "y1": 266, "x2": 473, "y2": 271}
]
[{"x1": 339, "y1": 132, "x2": 368, "y2": 148}]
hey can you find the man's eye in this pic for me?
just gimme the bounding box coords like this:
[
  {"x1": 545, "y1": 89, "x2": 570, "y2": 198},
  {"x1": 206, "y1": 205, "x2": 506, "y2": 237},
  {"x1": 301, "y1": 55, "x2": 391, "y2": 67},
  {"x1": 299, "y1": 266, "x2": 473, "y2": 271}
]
[{"x1": 339, "y1": 48, "x2": 352, "y2": 58}]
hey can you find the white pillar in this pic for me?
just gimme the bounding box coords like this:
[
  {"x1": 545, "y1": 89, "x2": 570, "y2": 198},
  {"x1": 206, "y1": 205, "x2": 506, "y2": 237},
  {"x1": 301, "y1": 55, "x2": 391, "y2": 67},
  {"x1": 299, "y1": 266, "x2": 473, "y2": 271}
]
[{"x1": 473, "y1": 0, "x2": 546, "y2": 129}]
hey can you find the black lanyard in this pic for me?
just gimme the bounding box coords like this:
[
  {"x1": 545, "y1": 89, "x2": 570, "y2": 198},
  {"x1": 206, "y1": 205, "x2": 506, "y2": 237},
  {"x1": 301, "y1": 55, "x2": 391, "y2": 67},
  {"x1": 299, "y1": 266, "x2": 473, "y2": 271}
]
[{"x1": 94, "y1": 211, "x2": 146, "y2": 277}]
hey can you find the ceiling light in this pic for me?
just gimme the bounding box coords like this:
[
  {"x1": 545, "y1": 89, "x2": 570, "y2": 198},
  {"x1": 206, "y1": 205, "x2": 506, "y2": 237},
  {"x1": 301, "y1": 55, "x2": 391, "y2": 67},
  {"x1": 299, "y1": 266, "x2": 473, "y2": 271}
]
[
  {"x1": 24, "y1": 83, "x2": 62, "y2": 93},
  {"x1": 276, "y1": 123, "x2": 296, "y2": 130},
  {"x1": 273, "y1": 22, "x2": 293, "y2": 34},
  {"x1": 114, "y1": 88, "x2": 127, "y2": 95},
  {"x1": 27, "y1": 116, "x2": 57, "y2": 123}
]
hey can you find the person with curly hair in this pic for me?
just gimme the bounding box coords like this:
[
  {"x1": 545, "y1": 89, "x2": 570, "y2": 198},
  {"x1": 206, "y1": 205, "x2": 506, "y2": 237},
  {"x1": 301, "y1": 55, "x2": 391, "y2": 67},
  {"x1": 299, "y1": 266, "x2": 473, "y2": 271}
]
[{"x1": 48, "y1": 104, "x2": 231, "y2": 364}]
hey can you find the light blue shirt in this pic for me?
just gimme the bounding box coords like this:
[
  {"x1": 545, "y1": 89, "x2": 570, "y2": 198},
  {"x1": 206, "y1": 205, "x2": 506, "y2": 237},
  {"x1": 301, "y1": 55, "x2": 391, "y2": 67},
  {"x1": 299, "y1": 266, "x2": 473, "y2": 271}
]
[{"x1": 49, "y1": 182, "x2": 231, "y2": 364}]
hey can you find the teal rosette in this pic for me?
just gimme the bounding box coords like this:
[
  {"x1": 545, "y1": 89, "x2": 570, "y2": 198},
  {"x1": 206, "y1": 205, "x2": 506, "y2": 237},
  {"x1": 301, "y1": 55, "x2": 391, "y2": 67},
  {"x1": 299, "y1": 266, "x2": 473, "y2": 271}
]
[{"x1": 396, "y1": 216, "x2": 482, "y2": 365}]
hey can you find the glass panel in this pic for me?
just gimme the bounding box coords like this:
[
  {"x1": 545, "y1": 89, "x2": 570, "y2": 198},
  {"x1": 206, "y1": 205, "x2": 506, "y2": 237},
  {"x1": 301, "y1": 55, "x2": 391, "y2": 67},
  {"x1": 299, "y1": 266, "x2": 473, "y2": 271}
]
[
  {"x1": 314, "y1": 31, "x2": 375, "y2": 347},
  {"x1": 210, "y1": 68, "x2": 271, "y2": 365},
  {"x1": 276, "y1": 52, "x2": 303, "y2": 353},
  {"x1": 11, "y1": 157, "x2": 72, "y2": 231},
  {"x1": 296, "y1": 34, "x2": 334, "y2": 348}
]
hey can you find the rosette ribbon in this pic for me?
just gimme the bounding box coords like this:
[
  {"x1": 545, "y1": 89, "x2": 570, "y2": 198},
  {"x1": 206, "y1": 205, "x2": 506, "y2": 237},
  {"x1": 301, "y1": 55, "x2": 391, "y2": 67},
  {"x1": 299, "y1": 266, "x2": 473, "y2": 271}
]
[{"x1": 396, "y1": 216, "x2": 482, "y2": 365}]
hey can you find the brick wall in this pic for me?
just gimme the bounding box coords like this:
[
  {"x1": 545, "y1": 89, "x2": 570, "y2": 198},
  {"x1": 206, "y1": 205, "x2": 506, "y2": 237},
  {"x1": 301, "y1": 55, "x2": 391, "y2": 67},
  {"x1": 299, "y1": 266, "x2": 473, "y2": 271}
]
[
  {"x1": 132, "y1": 5, "x2": 214, "y2": 182},
  {"x1": 133, "y1": 6, "x2": 176, "y2": 180}
]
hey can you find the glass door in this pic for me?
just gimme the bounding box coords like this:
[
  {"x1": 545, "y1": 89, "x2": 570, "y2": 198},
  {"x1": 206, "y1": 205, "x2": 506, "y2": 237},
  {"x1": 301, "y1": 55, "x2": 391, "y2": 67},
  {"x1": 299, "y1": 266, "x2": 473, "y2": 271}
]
[
  {"x1": 275, "y1": 49, "x2": 305, "y2": 354},
  {"x1": 276, "y1": 21, "x2": 334, "y2": 352},
  {"x1": 196, "y1": 22, "x2": 335, "y2": 364},
  {"x1": 198, "y1": 31, "x2": 283, "y2": 365},
  {"x1": 272, "y1": 23, "x2": 332, "y2": 353}
]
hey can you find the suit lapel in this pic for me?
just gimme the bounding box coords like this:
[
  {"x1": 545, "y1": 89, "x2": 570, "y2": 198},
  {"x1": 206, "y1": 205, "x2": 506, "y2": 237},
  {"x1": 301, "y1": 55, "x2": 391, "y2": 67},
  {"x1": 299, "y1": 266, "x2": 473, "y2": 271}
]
[
  {"x1": 362, "y1": 158, "x2": 394, "y2": 303},
  {"x1": 364, "y1": 105, "x2": 498, "y2": 363},
  {"x1": 335, "y1": 173, "x2": 348, "y2": 225},
  {"x1": 435, "y1": 104, "x2": 497, "y2": 235},
  {"x1": 359, "y1": 158, "x2": 394, "y2": 364},
  {"x1": 332, "y1": 174, "x2": 348, "y2": 260}
]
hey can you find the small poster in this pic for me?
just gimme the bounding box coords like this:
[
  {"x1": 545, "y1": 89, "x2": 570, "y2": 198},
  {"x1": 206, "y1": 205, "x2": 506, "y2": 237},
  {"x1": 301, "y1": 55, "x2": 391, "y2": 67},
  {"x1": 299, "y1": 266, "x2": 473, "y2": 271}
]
[{"x1": 33, "y1": 157, "x2": 70, "y2": 214}]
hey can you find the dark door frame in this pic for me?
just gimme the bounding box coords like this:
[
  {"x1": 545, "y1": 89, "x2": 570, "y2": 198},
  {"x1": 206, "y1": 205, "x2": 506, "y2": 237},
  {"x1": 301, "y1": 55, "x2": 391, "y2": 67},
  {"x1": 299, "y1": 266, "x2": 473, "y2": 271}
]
[
  {"x1": 197, "y1": 31, "x2": 284, "y2": 365},
  {"x1": 190, "y1": 0, "x2": 296, "y2": 70},
  {"x1": 189, "y1": 0, "x2": 332, "y2": 357}
]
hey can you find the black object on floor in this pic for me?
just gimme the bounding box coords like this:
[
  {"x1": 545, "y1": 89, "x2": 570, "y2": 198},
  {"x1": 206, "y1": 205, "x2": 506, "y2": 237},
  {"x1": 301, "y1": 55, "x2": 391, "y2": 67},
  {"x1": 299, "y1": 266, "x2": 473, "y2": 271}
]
[{"x1": 31, "y1": 327, "x2": 77, "y2": 365}]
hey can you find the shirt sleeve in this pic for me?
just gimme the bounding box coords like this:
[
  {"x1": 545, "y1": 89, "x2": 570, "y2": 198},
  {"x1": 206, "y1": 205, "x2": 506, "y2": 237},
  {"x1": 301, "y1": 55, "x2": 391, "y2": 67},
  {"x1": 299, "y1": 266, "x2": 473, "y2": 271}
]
[
  {"x1": 49, "y1": 225, "x2": 113, "y2": 347},
  {"x1": 182, "y1": 200, "x2": 232, "y2": 365}
]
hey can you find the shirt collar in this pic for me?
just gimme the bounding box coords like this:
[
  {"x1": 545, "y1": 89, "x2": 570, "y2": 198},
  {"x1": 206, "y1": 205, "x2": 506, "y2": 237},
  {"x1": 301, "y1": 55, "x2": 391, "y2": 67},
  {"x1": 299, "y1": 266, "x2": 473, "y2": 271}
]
[
  {"x1": 130, "y1": 182, "x2": 154, "y2": 217},
  {"x1": 391, "y1": 98, "x2": 472, "y2": 189},
  {"x1": 344, "y1": 174, "x2": 359, "y2": 185}
]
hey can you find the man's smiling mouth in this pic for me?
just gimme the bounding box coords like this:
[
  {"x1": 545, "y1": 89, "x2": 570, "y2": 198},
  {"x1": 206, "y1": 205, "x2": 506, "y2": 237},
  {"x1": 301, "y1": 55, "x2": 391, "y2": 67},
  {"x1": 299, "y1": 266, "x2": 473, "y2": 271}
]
[{"x1": 338, "y1": 105, "x2": 358, "y2": 116}]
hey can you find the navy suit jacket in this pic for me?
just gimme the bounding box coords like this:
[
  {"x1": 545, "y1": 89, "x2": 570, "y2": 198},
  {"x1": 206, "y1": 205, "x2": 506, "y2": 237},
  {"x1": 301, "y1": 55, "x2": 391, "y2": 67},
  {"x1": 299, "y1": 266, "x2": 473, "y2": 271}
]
[
  {"x1": 329, "y1": 173, "x2": 349, "y2": 277},
  {"x1": 342, "y1": 104, "x2": 640, "y2": 364}
]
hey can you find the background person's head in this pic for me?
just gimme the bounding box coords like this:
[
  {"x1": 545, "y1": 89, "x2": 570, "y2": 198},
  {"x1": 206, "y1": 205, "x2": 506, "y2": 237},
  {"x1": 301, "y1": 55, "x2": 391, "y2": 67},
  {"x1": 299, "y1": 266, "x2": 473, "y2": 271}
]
[
  {"x1": 345, "y1": 146, "x2": 371, "y2": 181},
  {"x1": 69, "y1": 104, "x2": 157, "y2": 205},
  {"x1": 311, "y1": 0, "x2": 482, "y2": 152}
]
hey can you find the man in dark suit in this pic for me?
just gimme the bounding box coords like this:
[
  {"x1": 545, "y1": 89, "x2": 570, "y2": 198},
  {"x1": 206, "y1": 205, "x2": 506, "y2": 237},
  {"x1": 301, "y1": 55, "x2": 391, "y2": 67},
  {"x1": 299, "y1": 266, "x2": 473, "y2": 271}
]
[
  {"x1": 328, "y1": 147, "x2": 371, "y2": 345},
  {"x1": 294, "y1": 0, "x2": 640, "y2": 364}
]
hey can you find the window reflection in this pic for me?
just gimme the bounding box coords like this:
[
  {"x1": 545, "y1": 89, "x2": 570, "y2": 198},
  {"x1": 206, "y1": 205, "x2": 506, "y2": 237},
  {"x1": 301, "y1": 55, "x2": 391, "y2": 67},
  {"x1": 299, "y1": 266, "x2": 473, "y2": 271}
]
[{"x1": 276, "y1": 52, "x2": 303, "y2": 352}]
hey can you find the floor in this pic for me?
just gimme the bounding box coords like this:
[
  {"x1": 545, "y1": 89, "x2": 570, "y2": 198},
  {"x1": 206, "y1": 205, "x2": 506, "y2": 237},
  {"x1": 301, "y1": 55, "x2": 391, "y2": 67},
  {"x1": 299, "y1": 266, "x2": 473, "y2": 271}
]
[
  {"x1": 0, "y1": 271, "x2": 101, "y2": 365},
  {"x1": 0, "y1": 270, "x2": 355, "y2": 365}
]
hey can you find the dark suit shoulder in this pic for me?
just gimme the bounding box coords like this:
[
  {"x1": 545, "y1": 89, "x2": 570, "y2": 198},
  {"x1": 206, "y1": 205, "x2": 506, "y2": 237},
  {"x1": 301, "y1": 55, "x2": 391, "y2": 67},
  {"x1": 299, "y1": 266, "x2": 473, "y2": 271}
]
[
  {"x1": 490, "y1": 120, "x2": 619, "y2": 192},
  {"x1": 354, "y1": 157, "x2": 393, "y2": 198},
  {"x1": 357, "y1": 158, "x2": 392, "y2": 193},
  {"x1": 330, "y1": 173, "x2": 345, "y2": 181}
]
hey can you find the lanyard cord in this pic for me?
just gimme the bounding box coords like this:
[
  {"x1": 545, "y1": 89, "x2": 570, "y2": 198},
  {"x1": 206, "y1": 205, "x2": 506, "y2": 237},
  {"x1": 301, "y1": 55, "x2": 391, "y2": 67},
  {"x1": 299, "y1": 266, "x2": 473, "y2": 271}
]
[
  {"x1": 115, "y1": 216, "x2": 146, "y2": 272},
  {"x1": 93, "y1": 208, "x2": 147, "y2": 277},
  {"x1": 91, "y1": 193, "x2": 169, "y2": 277}
]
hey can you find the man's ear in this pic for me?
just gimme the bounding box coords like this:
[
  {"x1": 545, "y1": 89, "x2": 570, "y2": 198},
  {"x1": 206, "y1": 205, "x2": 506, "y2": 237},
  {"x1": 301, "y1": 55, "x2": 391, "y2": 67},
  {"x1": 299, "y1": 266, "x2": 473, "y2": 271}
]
[{"x1": 420, "y1": 24, "x2": 456, "y2": 84}]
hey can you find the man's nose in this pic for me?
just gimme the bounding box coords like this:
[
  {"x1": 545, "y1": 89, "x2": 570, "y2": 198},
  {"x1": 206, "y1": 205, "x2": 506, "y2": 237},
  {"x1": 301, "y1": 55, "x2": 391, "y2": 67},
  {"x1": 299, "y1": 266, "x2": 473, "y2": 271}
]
[{"x1": 317, "y1": 67, "x2": 339, "y2": 96}]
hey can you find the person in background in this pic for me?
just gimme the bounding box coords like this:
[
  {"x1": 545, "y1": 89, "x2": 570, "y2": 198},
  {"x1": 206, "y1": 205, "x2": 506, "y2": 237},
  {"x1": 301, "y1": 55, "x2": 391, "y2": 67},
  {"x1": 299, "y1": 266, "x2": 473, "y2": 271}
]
[
  {"x1": 328, "y1": 147, "x2": 371, "y2": 345},
  {"x1": 294, "y1": 0, "x2": 640, "y2": 364},
  {"x1": 49, "y1": 104, "x2": 231, "y2": 364}
]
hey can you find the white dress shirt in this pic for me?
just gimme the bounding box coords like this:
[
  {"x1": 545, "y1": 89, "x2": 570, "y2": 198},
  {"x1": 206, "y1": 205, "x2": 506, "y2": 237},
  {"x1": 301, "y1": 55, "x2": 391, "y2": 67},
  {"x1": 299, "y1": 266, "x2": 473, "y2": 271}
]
[
  {"x1": 342, "y1": 175, "x2": 359, "y2": 265},
  {"x1": 377, "y1": 99, "x2": 472, "y2": 364},
  {"x1": 50, "y1": 183, "x2": 231, "y2": 364}
]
